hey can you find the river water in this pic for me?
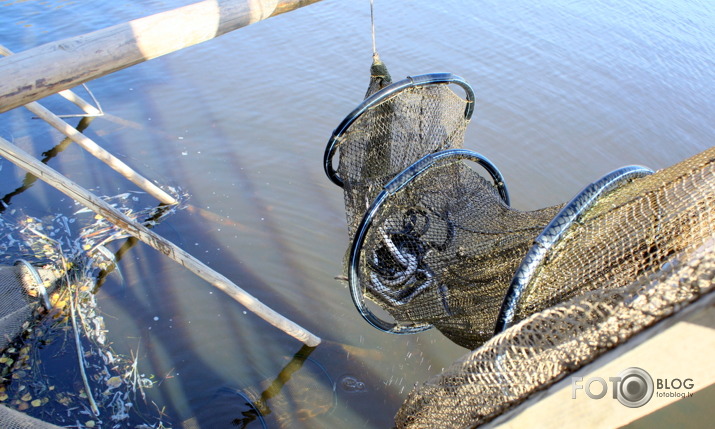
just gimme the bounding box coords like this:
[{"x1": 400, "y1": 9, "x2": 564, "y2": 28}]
[{"x1": 0, "y1": 0, "x2": 713, "y2": 427}]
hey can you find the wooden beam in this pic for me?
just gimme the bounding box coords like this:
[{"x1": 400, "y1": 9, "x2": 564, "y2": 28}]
[
  {"x1": 0, "y1": 44, "x2": 102, "y2": 117},
  {"x1": 0, "y1": 0, "x2": 325, "y2": 113},
  {"x1": 0, "y1": 136, "x2": 322, "y2": 347}
]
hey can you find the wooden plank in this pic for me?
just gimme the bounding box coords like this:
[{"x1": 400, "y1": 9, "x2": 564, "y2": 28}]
[
  {"x1": 0, "y1": 0, "x2": 324, "y2": 113},
  {"x1": 0, "y1": 136, "x2": 322, "y2": 347},
  {"x1": 484, "y1": 291, "x2": 715, "y2": 429}
]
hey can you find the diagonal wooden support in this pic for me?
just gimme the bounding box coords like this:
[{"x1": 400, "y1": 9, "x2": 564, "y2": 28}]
[
  {"x1": 0, "y1": 136, "x2": 321, "y2": 347},
  {"x1": 0, "y1": 44, "x2": 175, "y2": 204},
  {"x1": 21, "y1": 100, "x2": 178, "y2": 205}
]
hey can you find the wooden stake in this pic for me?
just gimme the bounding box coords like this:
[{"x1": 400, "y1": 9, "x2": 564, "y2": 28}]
[
  {"x1": 0, "y1": 0, "x2": 325, "y2": 114},
  {"x1": 0, "y1": 136, "x2": 322, "y2": 347},
  {"x1": 23, "y1": 100, "x2": 178, "y2": 205}
]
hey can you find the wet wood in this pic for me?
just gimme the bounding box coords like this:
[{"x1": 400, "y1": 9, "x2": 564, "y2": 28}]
[
  {"x1": 1, "y1": 44, "x2": 102, "y2": 117},
  {"x1": 0, "y1": 44, "x2": 102, "y2": 116},
  {"x1": 0, "y1": 0, "x2": 324, "y2": 113},
  {"x1": 0, "y1": 136, "x2": 322, "y2": 347},
  {"x1": 23, "y1": 100, "x2": 178, "y2": 205}
]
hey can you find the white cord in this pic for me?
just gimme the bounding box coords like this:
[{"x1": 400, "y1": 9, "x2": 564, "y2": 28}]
[{"x1": 370, "y1": 0, "x2": 377, "y2": 56}]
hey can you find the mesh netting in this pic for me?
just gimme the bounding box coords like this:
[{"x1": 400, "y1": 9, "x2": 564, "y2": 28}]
[
  {"x1": 0, "y1": 404, "x2": 64, "y2": 429},
  {"x1": 0, "y1": 264, "x2": 58, "y2": 352},
  {"x1": 0, "y1": 193, "x2": 184, "y2": 428},
  {"x1": 336, "y1": 78, "x2": 473, "y2": 239},
  {"x1": 331, "y1": 68, "x2": 566, "y2": 345},
  {"x1": 326, "y1": 61, "x2": 714, "y2": 428},
  {"x1": 356, "y1": 157, "x2": 561, "y2": 346},
  {"x1": 0, "y1": 264, "x2": 65, "y2": 429},
  {"x1": 396, "y1": 237, "x2": 715, "y2": 429}
]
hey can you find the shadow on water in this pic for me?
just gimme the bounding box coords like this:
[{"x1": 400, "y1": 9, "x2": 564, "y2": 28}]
[
  {"x1": 97, "y1": 235, "x2": 402, "y2": 427},
  {"x1": 0, "y1": 116, "x2": 95, "y2": 211},
  {"x1": 86, "y1": 109, "x2": 406, "y2": 427},
  {"x1": 102, "y1": 203, "x2": 404, "y2": 428},
  {"x1": 0, "y1": 138, "x2": 401, "y2": 426}
]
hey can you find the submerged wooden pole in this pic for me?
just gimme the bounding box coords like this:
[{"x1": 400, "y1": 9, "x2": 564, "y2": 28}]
[
  {"x1": 0, "y1": 0, "x2": 324, "y2": 113},
  {"x1": 0, "y1": 136, "x2": 322, "y2": 347},
  {"x1": 23, "y1": 100, "x2": 178, "y2": 205}
]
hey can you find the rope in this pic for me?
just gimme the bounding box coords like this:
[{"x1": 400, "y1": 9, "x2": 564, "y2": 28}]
[{"x1": 370, "y1": 0, "x2": 377, "y2": 57}]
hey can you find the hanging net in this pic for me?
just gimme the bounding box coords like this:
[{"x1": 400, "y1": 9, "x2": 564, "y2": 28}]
[{"x1": 324, "y1": 59, "x2": 715, "y2": 428}]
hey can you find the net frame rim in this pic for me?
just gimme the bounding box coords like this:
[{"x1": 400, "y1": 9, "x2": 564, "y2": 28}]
[
  {"x1": 348, "y1": 149, "x2": 509, "y2": 334},
  {"x1": 323, "y1": 73, "x2": 476, "y2": 188},
  {"x1": 494, "y1": 165, "x2": 654, "y2": 333}
]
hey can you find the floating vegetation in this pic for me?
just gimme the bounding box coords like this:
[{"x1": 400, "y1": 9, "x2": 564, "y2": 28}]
[{"x1": 0, "y1": 190, "x2": 187, "y2": 428}]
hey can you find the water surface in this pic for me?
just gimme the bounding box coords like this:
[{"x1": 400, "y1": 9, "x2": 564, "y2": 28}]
[{"x1": 0, "y1": 0, "x2": 713, "y2": 427}]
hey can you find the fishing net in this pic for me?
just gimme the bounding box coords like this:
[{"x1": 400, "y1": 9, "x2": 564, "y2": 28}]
[
  {"x1": 0, "y1": 263, "x2": 58, "y2": 352},
  {"x1": 324, "y1": 59, "x2": 715, "y2": 428},
  {"x1": 0, "y1": 263, "x2": 65, "y2": 429},
  {"x1": 394, "y1": 151, "x2": 715, "y2": 428},
  {"x1": 324, "y1": 61, "x2": 567, "y2": 344},
  {"x1": 0, "y1": 192, "x2": 184, "y2": 428}
]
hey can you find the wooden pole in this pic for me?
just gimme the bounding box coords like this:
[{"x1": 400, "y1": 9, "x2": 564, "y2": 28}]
[
  {"x1": 0, "y1": 136, "x2": 322, "y2": 347},
  {"x1": 22, "y1": 100, "x2": 179, "y2": 205},
  {"x1": 0, "y1": 44, "x2": 102, "y2": 116},
  {"x1": 0, "y1": 0, "x2": 325, "y2": 113}
]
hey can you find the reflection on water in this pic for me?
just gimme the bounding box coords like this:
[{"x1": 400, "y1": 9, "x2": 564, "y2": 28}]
[{"x1": 0, "y1": 0, "x2": 713, "y2": 427}]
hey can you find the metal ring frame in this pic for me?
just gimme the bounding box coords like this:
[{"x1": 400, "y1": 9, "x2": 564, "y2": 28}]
[
  {"x1": 348, "y1": 149, "x2": 510, "y2": 334},
  {"x1": 323, "y1": 73, "x2": 476, "y2": 188},
  {"x1": 494, "y1": 165, "x2": 654, "y2": 334},
  {"x1": 14, "y1": 258, "x2": 52, "y2": 310}
]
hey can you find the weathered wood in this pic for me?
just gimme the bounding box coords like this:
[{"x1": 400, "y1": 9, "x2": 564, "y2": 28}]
[
  {"x1": 0, "y1": 44, "x2": 102, "y2": 116},
  {"x1": 23, "y1": 100, "x2": 178, "y2": 205},
  {"x1": 0, "y1": 136, "x2": 322, "y2": 347},
  {"x1": 0, "y1": 0, "x2": 324, "y2": 113}
]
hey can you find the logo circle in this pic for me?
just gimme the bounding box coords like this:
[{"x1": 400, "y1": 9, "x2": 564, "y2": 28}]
[{"x1": 617, "y1": 367, "x2": 654, "y2": 408}]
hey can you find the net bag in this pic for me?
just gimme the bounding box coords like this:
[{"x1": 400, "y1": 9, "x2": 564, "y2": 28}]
[
  {"x1": 0, "y1": 262, "x2": 76, "y2": 429},
  {"x1": 395, "y1": 147, "x2": 715, "y2": 428},
  {"x1": 325, "y1": 61, "x2": 714, "y2": 427},
  {"x1": 325, "y1": 65, "x2": 569, "y2": 346},
  {"x1": 0, "y1": 262, "x2": 57, "y2": 352},
  {"x1": 324, "y1": 63, "x2": 476, "y2": 241}
]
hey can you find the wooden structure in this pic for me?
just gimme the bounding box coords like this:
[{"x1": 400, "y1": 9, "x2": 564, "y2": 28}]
[
  {"x1": 0, "y1": 0, "x2": 324, "y2": 113},
  {"x1": 0, "y1": 0, "x2": 324, "y2": 347}
]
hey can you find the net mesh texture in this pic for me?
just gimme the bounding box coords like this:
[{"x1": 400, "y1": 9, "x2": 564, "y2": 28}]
[
  {"x1": 0, "y1": 264, "x2": 53, "y2": 352},
  {"x1": 330, "y1": 62, "x2": 715, "y2": 428},
  {"x1": 0, "y1": 194, "x2": 182, "y2": 429},
  {"x1": 0, "y1": 264, "x2": 64, "y2": 429},
  {"x1": 395, "y1": 149, "x2": 715, "y2": 428}
]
